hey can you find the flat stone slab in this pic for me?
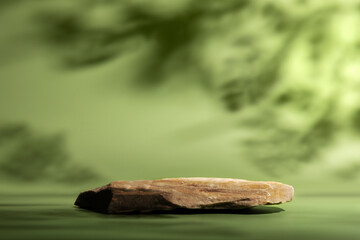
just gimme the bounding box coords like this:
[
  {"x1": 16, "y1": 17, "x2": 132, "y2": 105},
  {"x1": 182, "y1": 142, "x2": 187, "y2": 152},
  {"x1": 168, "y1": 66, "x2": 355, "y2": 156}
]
[{"x1": 75, "y1": 177, "x2": 294, "y2": 213}]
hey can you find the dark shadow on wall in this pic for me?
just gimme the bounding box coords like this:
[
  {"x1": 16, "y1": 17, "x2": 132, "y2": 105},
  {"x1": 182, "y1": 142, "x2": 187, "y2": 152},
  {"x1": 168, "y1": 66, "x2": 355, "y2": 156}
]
[
  {"x1": 0, "y1": 123, "x2": 99, "y2": 184},
  {"x1": 36, "y1": 0, "x2": 253, "y2": 88},
  {"x1": 6, "y1": 0, "x2": 360, "y2": 178}
]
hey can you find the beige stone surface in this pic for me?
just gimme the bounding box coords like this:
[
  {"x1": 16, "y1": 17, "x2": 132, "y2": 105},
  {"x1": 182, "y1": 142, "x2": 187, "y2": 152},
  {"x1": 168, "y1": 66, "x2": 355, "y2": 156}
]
[{"x1": 75, "y1": 177, "x2": 294, "y2": 213}]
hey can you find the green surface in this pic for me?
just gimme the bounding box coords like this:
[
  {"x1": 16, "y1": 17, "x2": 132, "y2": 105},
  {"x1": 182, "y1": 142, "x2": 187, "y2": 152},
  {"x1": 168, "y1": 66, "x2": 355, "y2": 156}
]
[{"x1": 1, "y1": 194, "x2": 359, "y2": 240}]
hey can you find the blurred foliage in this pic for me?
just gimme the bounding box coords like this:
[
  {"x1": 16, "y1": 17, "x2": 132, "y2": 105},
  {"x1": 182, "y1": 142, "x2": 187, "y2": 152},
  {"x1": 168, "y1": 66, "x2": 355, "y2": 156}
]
[
  {"x1": 36, "y1": 0, "x2": 255, "y2": 87},
  {"x1": 36, "y1": 0, "x2": 360, "y2": 177},
  {"x1": 0, "y1": 123, "x2": 98, "y2": 183},
  {"x1": 3, "y1": 0, "x2": 360, "y2": 179}
]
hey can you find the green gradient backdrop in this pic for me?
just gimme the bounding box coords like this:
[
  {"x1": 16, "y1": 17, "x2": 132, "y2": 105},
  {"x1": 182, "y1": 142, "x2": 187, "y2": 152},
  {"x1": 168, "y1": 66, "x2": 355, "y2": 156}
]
[
  {"x1": 0, "y1": 1, "x2": 360, "y2": 189},
  {"x1": 1, "y1": 0, "x2": 359, "y2": 192},
  {"x1": 0, "y1": 1, "x2": 360, "y2": 239}
]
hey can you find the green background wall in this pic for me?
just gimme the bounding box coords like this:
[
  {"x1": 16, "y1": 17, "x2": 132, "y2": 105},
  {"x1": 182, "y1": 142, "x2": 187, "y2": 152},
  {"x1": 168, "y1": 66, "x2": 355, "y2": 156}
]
[{"x1": 1, "y1": 0, "x2": 360, "y2": 195}]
